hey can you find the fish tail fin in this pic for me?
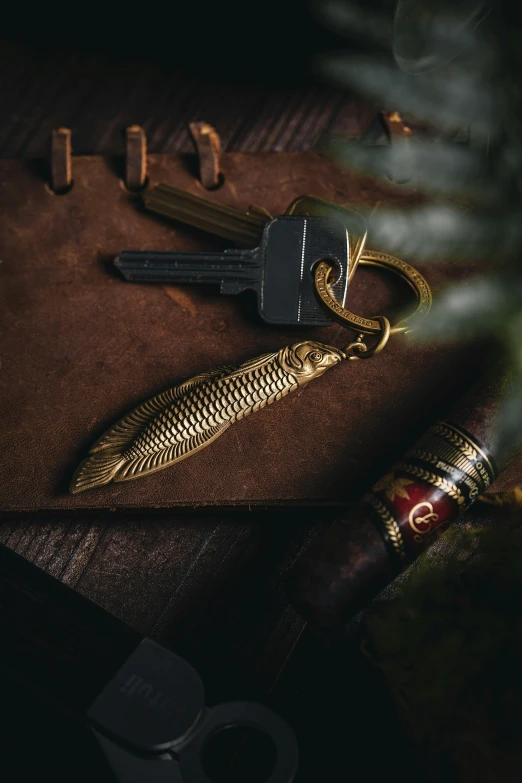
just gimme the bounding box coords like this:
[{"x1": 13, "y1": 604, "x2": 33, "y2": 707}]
[{"x1": 70, "y1": 451, "x2": 126, "y2": 494}]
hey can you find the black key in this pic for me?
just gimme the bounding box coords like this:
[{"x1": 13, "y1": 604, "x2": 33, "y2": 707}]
[{"x1": 114, "y1": 216, "x2": 350, "y2": 326}]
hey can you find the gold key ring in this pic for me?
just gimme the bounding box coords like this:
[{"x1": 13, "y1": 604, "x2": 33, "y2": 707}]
[{"x1": 314, "y1": 250, "x2": 432, "y2": 336}]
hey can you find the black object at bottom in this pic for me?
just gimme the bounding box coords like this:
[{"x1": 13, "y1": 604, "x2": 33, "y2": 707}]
[{"x1": 88, "y1": 638, "x2": 299, "y2": 783}]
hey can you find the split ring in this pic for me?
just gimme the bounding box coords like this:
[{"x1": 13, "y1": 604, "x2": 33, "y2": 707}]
[{"x1": 314, "y1": 250, "x2": 432, "y2": 335}]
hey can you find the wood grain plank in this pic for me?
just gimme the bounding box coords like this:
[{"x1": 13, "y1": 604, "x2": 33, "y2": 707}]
[{"x1": 0, "y1": 41, "x2": 358, "y2": 158}]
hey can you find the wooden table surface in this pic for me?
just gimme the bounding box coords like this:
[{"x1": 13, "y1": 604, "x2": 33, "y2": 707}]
[
  {"x1": 0, "y1": 36, "x2": 414, "y2": 783},
  {"x1": 0, "y1": 39, "x2": 367, "y2": 160}
]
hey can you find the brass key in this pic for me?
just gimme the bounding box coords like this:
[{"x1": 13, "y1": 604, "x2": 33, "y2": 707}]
[
  {"x1": 143, "y1": 185, "x2": 367, "y2": 282},
  {"x1": 144, "y1": 183, "x2": 272, "y2": 249}
]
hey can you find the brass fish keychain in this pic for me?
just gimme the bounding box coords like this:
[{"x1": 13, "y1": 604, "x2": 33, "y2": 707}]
[{"x1": 70, "y1": 250, "x2": 431, "y2": 494}]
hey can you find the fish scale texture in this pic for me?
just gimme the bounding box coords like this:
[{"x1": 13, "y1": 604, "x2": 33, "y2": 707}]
[{"x1": 126, "y1": 358, "x2": 297, "y2": 460}]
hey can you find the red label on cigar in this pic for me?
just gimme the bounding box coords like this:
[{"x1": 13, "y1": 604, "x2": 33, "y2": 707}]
[{"x1": 365, "y1": 421, "x2": 497, "y2": 563}]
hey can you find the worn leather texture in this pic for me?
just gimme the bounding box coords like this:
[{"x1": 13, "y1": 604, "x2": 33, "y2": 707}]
[{"x1": 1, "y1": 151, "x2": 519, "y2": 510}]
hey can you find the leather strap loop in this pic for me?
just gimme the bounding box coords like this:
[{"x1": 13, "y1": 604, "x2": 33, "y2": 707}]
[
  {"x1": 125, "y1": 125, "x2": 148, "y2": 192},
  {"x1": 50, "y1": 127, "x2": 73, "y2": 194},
  {"x1": 189, "y1": 121, "x2": 222, "y2": 189}
]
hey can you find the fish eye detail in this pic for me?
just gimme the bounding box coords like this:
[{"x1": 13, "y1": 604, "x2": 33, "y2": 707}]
[{"x1": 309, "y1": 351, "x2": 323, "y2": 362}]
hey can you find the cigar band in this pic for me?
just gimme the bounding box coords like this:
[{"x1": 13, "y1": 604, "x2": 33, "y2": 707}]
[
  {"x1": 365, "y1": 421, "x2": 497, "y2": 563},
  {"x1": 365, "y1": 494, "x2": 408, "y2": 563},
  {"x1": 400, "y1": 421, "x2": 497, "y2": 508}
]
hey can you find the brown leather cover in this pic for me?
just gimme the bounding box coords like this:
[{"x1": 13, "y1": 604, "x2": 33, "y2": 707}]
[{"x1": 1, "y1": 151, "x2": 519, "y2": 510}]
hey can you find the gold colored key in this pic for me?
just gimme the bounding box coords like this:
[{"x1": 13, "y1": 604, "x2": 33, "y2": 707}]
[
  {"x1": 144, "y1": 183, "x2": 271, "y2": 249},
  {"x1": 143, "y1": 185, "x2": 367, "y2": 280}
]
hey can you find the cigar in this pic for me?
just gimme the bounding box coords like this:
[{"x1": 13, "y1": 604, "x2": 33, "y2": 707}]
[{"x1": 287, "y1": 364, "x2": 512, "y2": 628}]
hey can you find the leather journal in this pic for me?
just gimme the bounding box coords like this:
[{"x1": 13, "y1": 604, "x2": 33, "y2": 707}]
[{"x1": 1, "y1": 151, "x2": 519, "y2": 510}]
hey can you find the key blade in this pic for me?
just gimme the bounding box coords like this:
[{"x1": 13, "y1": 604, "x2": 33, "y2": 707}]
[
  {"x1": 260, "y1": 216, "x2": 351, "y2": 327},
  {"x1": 114, "y1": 249, "x2": 261, "y2": 289},
  {"x1": 143, "y1": 184, "x2": 268, "y2": 248}
]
